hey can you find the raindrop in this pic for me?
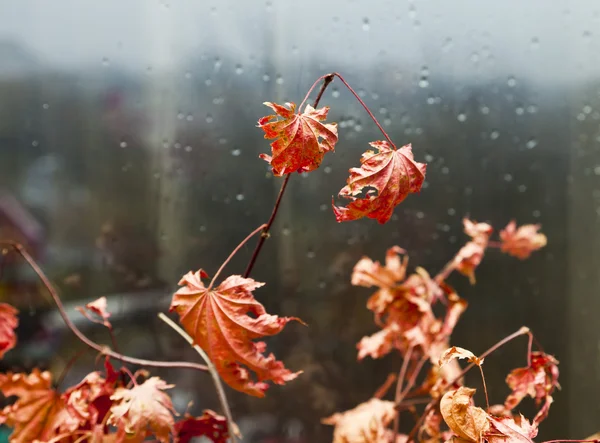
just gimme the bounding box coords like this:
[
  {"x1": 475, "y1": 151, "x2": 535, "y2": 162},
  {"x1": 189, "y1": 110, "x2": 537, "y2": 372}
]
[
  {"x1": 427, "y1": 96, "x2": 436, "y2": 105},
  {"x1": 120, "y1": 141, "x2": 128, "y2": 148},
  {"x1": 319, "y1": 204, "x2": 327, "y2": 211},
  {"x1": 507, "y1": 76, "x2": 517, "y2": 87},
  {"x1": 218, "y1": 137, "x2": 227, "y2": 145},
  {"x1": 419, "y1": 78, "x2": 429, "y2": 88},
  {"x1": 231, "y1": 149, "x2": 241, "y2": 156},
  {"x1": 527, "y1": 105, "x2": 538, "y2": 114},
  {"x1": 355, "y1": 124, "x2": 362, "y2": 132},
  {"x1": 362, "y1": 18, "x2": 370, "y2": 31},
  {"x1": 526, "y1": 138, "x2": 538, "y2": 149},
  {"x1": 186, "y1": 114, "x2": 193, "y2": 121},
  {"x1": 31, "y1": 140, "x2": 39, "y2": 147},
  {"x1": 532, "y1": 210, "x2": 541, "y2": 218},
  {"x1": 518, "y1": 184, "x2": 527, "y2": 192},
  {"x1": 408, "y1": 4, "x2": 417, "y2": 20},
  {"x1": 480, "y1": 106, "x2": 490, "y2": 115},
  {"x1": 441, "y1": 166, "x2": 449, "y2": 174},
  {"x1": 185, "y1": 71, "x2": 192, "y2": 79},
  {"x1": 416, "y1": 211, "x2": 425, "y2": 219},
  {"x1": 205, "y1": 78, "x2": 212, "y2": 86},
  {"x1": 102, "y1": 57, "x2": 110, "y2": 67},
  {"x1": 331, "y1": 88, "x2": 340, "y2": 98},
  {"x1": 384, "y1": 118, "x2": 392, "y2": 126},
  {"x1": 236, "y1": 194, "x2": 245, "y2": 201},
  {"x1": 594, "y1": 165, "x2": 600, "y2": 175},
  {"x1": 263, "y1": 74, "x2": 270, "y2": 82},
  {"x1": 504, "y1": 173, "x2": 513, "y2": 182},
  {"x1": 214, "y1": 58, "x2": 222, "y2": 71},
  {"x1": 530, "y1": 37, "x2": 540, "y2": 49},
  {"x1": 282, "y1": 227, "x2": 291, "y2": 236},
  {"x1": 583, "y1": 105, "x2": 592, "y2": 114},
  {"x1": 424, "y1": 154, "x2": 434, "y2": 162},
  {"x1": 42, "y1": 103, "x2": 49, "y2": 110},
  {"x1": 184, "y1": 145, "x2": 192, "y2": 152},
  {"x1": 421, "y1": 66, "x2": 429, "y2": 76},
  {"x1": 447, "y1": 208, "x2": 456, "y2": 216},
  {"x1": 515, "y1": 107, "x2": 525, "y2": 115},
  {"x1": 457, "y1": 113, "x2": 467, "y2": 122},
  {"x1": 235, "y1": 64, "x2": 244, "y2": 75},
  {"x1": 379, "y1": 107, "x2": 388, "y2": 115},
  {"x1": 583, "y1": 30, "x2": 592, "y2": 42},
  {"x1": 206, "y1": 114, "x2": 214, "y2": 123},
  {"x1": 490, "y1": 130, "x2": 500, "y2": 140},
  {"x1": 442, "y1": 37, "x2": 453, "y2": 52},
  {"x1": 276, "y1": 75, "x2": 284, "y2": 85},
  {"x1": 307, "y1": 250, "x2": 316, "y2": 259},
  {"x1": 177, "y1": 113, "x2": 184, "y2": 120},
  {"x1": 324, "y1": 166, "x2": 332, "y2": 174}
]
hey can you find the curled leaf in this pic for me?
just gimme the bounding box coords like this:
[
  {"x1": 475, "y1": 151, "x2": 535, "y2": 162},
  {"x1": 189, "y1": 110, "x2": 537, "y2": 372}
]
[
  {"x1": 500, "y1": 221, "x2": 547, "y2": 259},
  {"x1": 77, "y1": 296, "x2": 112, "y2": 329},
  {"x1": 170, "y1": 270, "x2": 303, "y2": 397},
  {"x1": 258, "y1": 101, "x2": 338, "y2": 175},
  {"x1": 486, "y1": 415, "x2": 537, "y2": 443},
  {"x1": 440, "y1": 387, "x2": 489, "y2": 442},
  {"x1": 322, "y1": 398, "x2": 396, "y2": 443},
  {"x1": 439, "y1": 346, "x2": 483, "y2": 368},
  {"x1": 333, "y1": 142, "x2": 426, "y2": 224},
  {"x1": 109, "y1": 377, "x2": 177, "y2": 443},
  {"x1": 0, "y1": 303, "x2": 18, "y2": 359}
]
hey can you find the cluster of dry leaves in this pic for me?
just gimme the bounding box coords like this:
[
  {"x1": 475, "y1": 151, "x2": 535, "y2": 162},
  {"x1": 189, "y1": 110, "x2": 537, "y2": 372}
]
[{"x1": 0, "y1": 76, "x2": 594, "y2": 443}]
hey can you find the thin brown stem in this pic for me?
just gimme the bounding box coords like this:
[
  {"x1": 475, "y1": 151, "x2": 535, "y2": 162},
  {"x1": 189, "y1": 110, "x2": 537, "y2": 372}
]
[
  {"x1": 373, "y1": 373, "x2": 397, "y2": 399},
  {"x1": 56, "y1": 349, "x2": 89, "y2": 389},
  {"x1": 393, "y1": 347, "x2": 414, "y2": 440},
  {"x1": 243, "y1": 74, "x2": 335, "y2": 278},
  {"x1": 0, "y1": 241, "x2": 209, "y2": 373},
  {"x1": 478, "y1": 365, "x2": 490, "y2": 410},
  {"x1": 158, "y1": 313, "x2": 239, "y2": 441},
  {"x1": 208, "y1": 224, "x2": 267, "y2": 289},
  {"x1": 399, "y1": 356, "x2": 428, "y2": 400},
  {"x1": 542, "y1": 440, "x2": 600, "y2": 443},
  {"x1": 331, "y1": 72, "x2": 396, "y2": 148}
]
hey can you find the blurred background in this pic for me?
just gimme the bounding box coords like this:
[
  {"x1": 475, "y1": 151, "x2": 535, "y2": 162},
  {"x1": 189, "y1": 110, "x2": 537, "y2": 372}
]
[{"x1": 0, "y1": 0, "x2": 599, "y2": 441}]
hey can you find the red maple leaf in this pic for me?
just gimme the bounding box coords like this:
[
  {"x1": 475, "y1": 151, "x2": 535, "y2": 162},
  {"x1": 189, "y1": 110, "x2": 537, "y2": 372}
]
[
  {"x1": 174, "y1": 410, "x2": 230, "y2": 443},
  {"x1": 170, "y1": 270, "x2": 303, "y2": 397},
  {"x1": 258, "y1": 101, "x2": 338, "y2": 176},
  {"x1": 504, "y1": 351, "x2": 559, "y2": 424},
  {"x1": 0, "y1": 303, "x2": 18, "y2": 359},
  {"x1": 500, "y1": 220, "x2": 547, "y2": 259},
  {"x1": 109, "y1": 377, "x2": 177, "y2": 442},
  {"x1": 333, "y1": 142, "x2": 426, "y2": 224},
  {"x1": 0, "y1": 369, "x2": 80, "y2": 443}
]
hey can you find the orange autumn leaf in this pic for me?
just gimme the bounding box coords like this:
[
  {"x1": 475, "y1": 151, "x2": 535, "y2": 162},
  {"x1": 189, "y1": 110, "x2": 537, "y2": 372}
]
[
  {"x1": 174, "y1": 410, "x2": 231, "y2": 443},
  {"x1": 500, "y1": 220, "x2": 547, "y2": 259},
  {"x1": 170, "y1": 270, "x2": 303, "y2": 397},
  {"x1": 258, "y1": 101, "x2": 338, "y2": 176},
  {"x1": 439, "y1": 346, "x2": 483, "y2": 368},
  {"x1": 440, "y1": 387, "x2": 489, "y2": 442},
  {"x1": 453, "y1": 218, "x2": 493, "y2": 284},
  {"x1": 0, "y1": 369, "x2": 79, "y2": 443},
  {"x1": 109, "y1": 377, "x2": 177, "y2": 443},
  {"x1": 321, "y1": 398, "x2": 396, "y2": 443},
  {"x1": 76, "y1": 296, "x2": 112, "y2": 329},
  {"x1": 333, "y1": 142, "x2": 426, "y2": 224},
  {"x1": 486, "y1": 415, "x2": 538, "y2": 443},
  {"x1": 0, "y1": 303, "x2": 18, "y2": 359}
]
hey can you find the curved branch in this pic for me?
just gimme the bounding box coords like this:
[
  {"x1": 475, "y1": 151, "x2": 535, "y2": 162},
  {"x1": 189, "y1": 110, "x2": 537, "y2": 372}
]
[{"x1": 0, "y1": 241, "x2": 208, "y2": 373}]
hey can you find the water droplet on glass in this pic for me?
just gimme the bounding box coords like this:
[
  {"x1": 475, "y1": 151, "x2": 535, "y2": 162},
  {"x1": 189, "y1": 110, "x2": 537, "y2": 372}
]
[
  {"x1": 384, "y1": 118, "x2": 392, "y2": 126},
  {"x1": 235, "y1": 64, "x2": 243, "y2": 75},
  {"x1": 218, "y1": 137, "x2": 227, "y2": 145},
  {"x1": 177, "y1": 113, "x2": 184, "y2": 120},
  {"x1": 408, "y1": 4, "x2": 417, "y2": 20},
  {"x1": 120, "y1": 141, "x2": 127, "y2": 148},
  {"x1": 236, "y1": 194, "x2": 244, "y2": 201},
  {"x1": 276, "y1": 75, "x2": 284, "y2": 85},
  {"x1": 416, "y1": 211, "x2": 425, "y2": 219},
  {"x1": 490, "y1": 130, "x2": 500, "y2": 140},
  {"x1": 102, "y1": 57, "x2": 110, "y2": 67},
  {"x1": 507, "y1": 76, "x2": 517, "y2": 87},
  {"x1": 526, "y1": 138, "x2": 538, "y2": 149},
  {"x1": 214, "y1": 58, "x2": 222, "y2": 71},
  {"x1": 583, "y1": 30, "x2": 592, "y2": 42},
  {"x1": 527, "y1": 105, "x2": 538, "y2": 114},
  {"x1": 282, "y1": 227, "x2": 291, "y2": 236},
  {"x1": 457, "y1": 113, "x2": 467, "y2": 122},
  {"x1": 319, "y1": 204, "x2": 327, "y2": 211},
  {"x1": 594, "y1": 165, "x2": 600, "y2": 175},
  {"x1": 205, "y1": 78, "x2": 212, "y2": 86},
  {"x1": 32, "y1": 140, "x2": 39, "y2": 147},
  {"x1": 504, "y1": 173, "x2": 513, "y2": 182},
  {"x1": 441, "y1": 166, "x2": 449, "y2": 174},
  {"x1": 231, "y1": 149, "x2": 241, "y2": 156},
  {"x1": 424, "y1": 154, "x2": 434, "y2": 162},
  {"x1": 530, "y1": 37, "x2": 540, "y2": 49},
  {"x1": 307, "y1": 250, "x2": 316, "y2": 259},
  {"x1": 442, "y1": 37, "x2": 453, "y2": 52},
  {"x1": 42, "y1": 103, "x2": 49, "y2": 110},
  {"x1": 447, "y1": 208, "x2": 456, "y2": 216},
  {"x1": 185, "y1": 71, "x2": 192, "y2": 79},
  {"x1": 419, "y1": 78, "x2": 429, "y2": 88},
  {"x1": 362, "y1": 18, "x2": 370, "y2": 31},
  {"x1": 515, "y1": 107, "x2": 524, "y2": 115},
  {"x1": 324, "y1": 166, "x2": 332, "y2": 174},
  {"x1": 263, "y1": 74, "x2": 270, "y2": 82},
  {"x1": 518, "y1": 184, "x2": 527, "y2": 192},
  {"x1": 331, "y1": 88, "x2": 340, "y2": 98},
  {"x1": 583, "y1": 105, "x2": 592, "y2": 114},
  {"x1": 480, "y1": 106, "x2": 490, "y2": 115},
  {"x1": 206, "y1": 114, "x2": 213, "y2": 123},
  {"x1": 427, "y1": 96, "x2": 436, "y2": 105}
]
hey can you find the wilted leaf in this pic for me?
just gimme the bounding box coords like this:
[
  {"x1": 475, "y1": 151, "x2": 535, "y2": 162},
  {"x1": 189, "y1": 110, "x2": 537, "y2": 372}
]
[
  {"x1": 352, "y1": 246, "x2": 408, "y2": 289},
  {"x1": 170, "y1": 270, "x2": 303, "y2": 397},
  {"x1": 505, "y1": 351, "x2": 559, "y2": 424},
  {"x1": 77, "y1": 296, "x2": 112, "y2": 328},
  {"x1": 109, "y1": 377, "x2": 177, "y2": 442},
  {"x1": 0, "y1": 369, "x2": 79, "y2": 443},
  {"x1": 0, "y1": 303, "x2": 18, "y2": 359},
  {"x1": 500, "y1": 221, "x2": 547, "y2": 259},
  {"x1": 333, "y1": 142, "x2": 426, "y2": 224},
  {"x1": 174, "y1": 410, "x2": 230, "y2": 443},
  {"x1": 357, "y1": 324, "x2": 400, "y2": 360},
  {"x1": 463, "y1": 219, "x2": 493, "y2": 240},
  {"x1": 440, "y1": 387, "x2": 489, "y2": 442},
  {"x1": 439, "y1": 346, "x2": 483, "y2": 368},
  {"x1": 486, "y1": 415, "x2": 537, "y2": 443},
  {"x1": 258, "y1": 101, "x2": 338, "y2": 175},
  {"x1": 322, "y1": 398, "x2": 396, "y2": 443}
]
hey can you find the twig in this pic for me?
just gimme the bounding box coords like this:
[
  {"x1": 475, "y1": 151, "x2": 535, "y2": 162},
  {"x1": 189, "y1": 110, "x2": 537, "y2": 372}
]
[
  {"x1": 243, "y1": 74, "x2": 335, "y2": 278},
  {"x1": 392, "y1": 346, "x2": 414, "y2": 440},
  {"x1": 0, "y1": 241, "x2": 209, "y2": 373},
  {"x1": 56, "y1": 349, "x2": 89, "y2": 389},
  {"x1": 373, "y1": 373, "x2": 397, "y2": 399},
  {"x1": 158, "y1": 313, "x2": 239, "y2": 441}
]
